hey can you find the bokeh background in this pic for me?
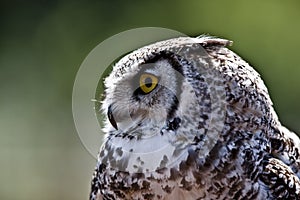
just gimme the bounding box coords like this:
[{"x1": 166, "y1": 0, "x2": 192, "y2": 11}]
[{"x1": 1, "y1": 1, "x2": 299, "y2": 200}]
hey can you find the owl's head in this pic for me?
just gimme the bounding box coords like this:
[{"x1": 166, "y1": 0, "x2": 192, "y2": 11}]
[
  {"x1": 102, "y1": 37, "x2": 229, "y2": 136},
  {"x1": 99, "y1": 36, "x2": 276, "y2": 172}
]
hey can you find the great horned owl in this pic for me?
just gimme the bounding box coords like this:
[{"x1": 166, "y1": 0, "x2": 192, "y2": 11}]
[{"x1": 90, "y1": 36, "x2": 300, "y2": 200}]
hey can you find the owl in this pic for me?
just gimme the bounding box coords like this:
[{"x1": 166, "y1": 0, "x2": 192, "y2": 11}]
[{"x1": 90, "y1": 36, "x2": 300, "y2": 200}]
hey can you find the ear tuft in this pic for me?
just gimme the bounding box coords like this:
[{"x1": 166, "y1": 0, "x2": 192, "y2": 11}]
[{"x1": 196, "y1": 35, "x2": 233, "y2": 47}]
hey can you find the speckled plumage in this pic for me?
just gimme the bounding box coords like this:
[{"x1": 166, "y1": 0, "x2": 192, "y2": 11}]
[{"x1": 90, "y1": 36, "x2": 300, "y2": 200}]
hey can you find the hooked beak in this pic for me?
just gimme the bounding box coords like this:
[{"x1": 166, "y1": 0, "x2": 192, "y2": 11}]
[{"x1": 107, "y1": 105, "x2": 118, "y2": 130}]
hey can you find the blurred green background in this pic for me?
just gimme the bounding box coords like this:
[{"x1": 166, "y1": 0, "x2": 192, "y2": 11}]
[{"x1": 1, "y1": 0, "x2": 299, "y2": 200}]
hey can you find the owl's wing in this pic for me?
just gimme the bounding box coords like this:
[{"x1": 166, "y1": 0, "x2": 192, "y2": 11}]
[
  {"x1": 269, "y1": 126, "x2": 300, "y2": 178},
  {"x1": 260, "y1": 157, "x2": 300, "y2": 199},
  {"x1": 89, "y1": 168, "x2": 102, "y2": 200}
]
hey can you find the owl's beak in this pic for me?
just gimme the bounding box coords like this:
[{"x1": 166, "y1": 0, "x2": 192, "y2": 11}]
[{"x1": 107, "y1": 105, "x2": 118, "y2": 130}]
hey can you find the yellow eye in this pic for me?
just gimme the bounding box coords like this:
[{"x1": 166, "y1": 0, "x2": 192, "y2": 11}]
[{"x1": 139, "y1": 73, "x2": 159, "y2": 94}]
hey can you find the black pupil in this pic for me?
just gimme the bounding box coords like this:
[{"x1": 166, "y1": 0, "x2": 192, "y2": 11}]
[{"x1": 145, "y1": 77, "x2": 153, "y2": 88}]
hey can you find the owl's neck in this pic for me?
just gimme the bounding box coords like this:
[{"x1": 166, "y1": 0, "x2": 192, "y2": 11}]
[{"x1": 100, "y1": 129, "x2": 190, "y2": 174}]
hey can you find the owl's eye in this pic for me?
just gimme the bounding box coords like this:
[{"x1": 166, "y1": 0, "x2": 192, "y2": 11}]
[{"x1": 139, "y1": 73, "x2": 159, "y2": 94}]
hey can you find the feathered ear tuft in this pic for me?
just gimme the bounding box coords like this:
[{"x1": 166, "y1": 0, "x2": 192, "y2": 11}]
[{"x1": 196, "y1": 35, "x2": 233, "y2": 47}]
